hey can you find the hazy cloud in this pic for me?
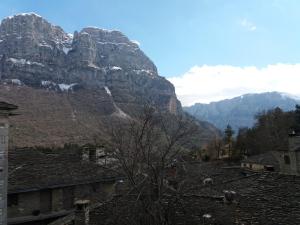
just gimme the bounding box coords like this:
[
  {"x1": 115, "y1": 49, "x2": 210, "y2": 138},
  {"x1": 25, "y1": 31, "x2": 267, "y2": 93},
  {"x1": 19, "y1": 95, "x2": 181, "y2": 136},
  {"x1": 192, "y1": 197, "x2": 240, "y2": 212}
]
[
  {"x1": 239, "y1": 18, "x2": 257, "y2": 31},
  {"x1": 168, "y1": 64, "x2": 300, "y2": 106}
]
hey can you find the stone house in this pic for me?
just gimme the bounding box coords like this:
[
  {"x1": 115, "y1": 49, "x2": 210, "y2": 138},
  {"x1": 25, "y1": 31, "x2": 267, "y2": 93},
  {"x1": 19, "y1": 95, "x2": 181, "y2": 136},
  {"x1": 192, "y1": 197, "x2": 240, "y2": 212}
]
[
  {"x1": 0, "y1": 101, "x2": 18, "y2": 225},
  {"x1": 274, "y1": 134, "x2": 300, "y2": 176},
  {"x1": 49, "y1": 161, "x2": 300, "y2": 225},
  {"x1": 7, "y1": 147, "x2": 121, "y2": 225},
  {"x1": 219, "y1": 144, "x2": 230, "y2": 159},
  {"x1": 198, "y1": 142, "x2": 229, "y2": 161},
  {"x1": 241, "y1": 151, "x2": 278, "y2": 172}
]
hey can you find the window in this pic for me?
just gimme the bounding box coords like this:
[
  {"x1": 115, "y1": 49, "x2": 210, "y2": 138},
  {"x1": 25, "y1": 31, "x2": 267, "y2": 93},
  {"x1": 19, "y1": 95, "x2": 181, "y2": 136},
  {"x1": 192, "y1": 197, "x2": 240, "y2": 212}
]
[
  {"x1": 82, "y1": 150, "x2": 89, "y2": 161},
  {"x1": 8, "y1": 194, "x2": 18, "y2": 207},
  {"x1": 92, "y1": 183, "x2": 100, "y2": 192},
  {"x1": 40, "y1": 190, "x2": 52, "y2": 213},
  {"x1": 63, "y1": 187, "x2": 74, "y2": 210},
  {"x1": 265, "y1": 166, "x2": 275, "y2": 172},
  {"x1": 284, "y1": 155, "x2": 291, "y2": 165},
  {"x1": 0, "y1": 136, "x2": 5, "y2": 145},
  {"x1": 89, "y1": 149, "x2": 96, "y2": 162}
]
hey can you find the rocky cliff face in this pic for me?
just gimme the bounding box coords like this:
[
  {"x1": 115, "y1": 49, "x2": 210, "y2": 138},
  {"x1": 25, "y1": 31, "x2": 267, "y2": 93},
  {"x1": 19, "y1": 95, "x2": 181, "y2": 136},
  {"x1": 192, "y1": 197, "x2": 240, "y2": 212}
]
[
  {"x1": 0, "y1": 13, "x2": 198, "y2": 147},
  {"x1": 0, "y1": 13, "x2": 180, "y2": 115}
]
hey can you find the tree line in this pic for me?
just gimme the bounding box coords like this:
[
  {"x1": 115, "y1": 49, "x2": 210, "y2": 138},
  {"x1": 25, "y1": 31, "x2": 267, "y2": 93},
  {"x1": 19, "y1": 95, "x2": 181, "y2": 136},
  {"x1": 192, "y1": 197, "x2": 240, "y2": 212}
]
[{"x1": 203, "y1": 105, "x2": 300, "y2": 160}]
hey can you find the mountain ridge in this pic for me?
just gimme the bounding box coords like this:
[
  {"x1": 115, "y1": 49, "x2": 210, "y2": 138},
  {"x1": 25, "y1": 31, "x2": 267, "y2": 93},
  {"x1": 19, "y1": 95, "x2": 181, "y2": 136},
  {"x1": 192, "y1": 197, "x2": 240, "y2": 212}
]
[
  {"x1": 0, "y1": 12, "x2": 180, "y2": 113},
  {"x1": 184, "y1": 91, "x2": 299, "y2": 132}
]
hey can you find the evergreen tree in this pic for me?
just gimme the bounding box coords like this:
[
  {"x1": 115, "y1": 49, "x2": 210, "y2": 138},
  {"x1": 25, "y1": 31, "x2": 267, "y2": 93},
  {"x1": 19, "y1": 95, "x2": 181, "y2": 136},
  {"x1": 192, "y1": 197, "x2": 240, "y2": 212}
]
[
  {"x1": 293, "y1": 104, "x2": 300, "y2": 134},
  {"x1": 224, "y1": 124, "x2": 234, "y2": 158},
  {"x1": 224, "y1": 124, "x2": 234, "y2": 143},
  {"x1": 235, "y1": 107, "x2": 294, "y2": 156}
]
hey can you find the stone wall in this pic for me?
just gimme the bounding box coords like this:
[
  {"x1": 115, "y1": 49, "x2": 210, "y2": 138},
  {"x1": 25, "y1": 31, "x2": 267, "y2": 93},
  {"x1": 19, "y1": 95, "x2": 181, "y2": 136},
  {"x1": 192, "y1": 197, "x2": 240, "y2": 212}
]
[
  {"x1": 288, "y1": 136, "x2": 300, "y2": 151},
  {"x1": 8, "y1": 181, "x2": 115, "y2": 223},
  {"x1": 8, "y1": 191, "x2": 40, "y2": 218},
  {"x1": 274, "y1": 135, "x2": 300, "y2": 176},
  {"x1": 241, "y1": 163, "x2": 265, "y2": 171}
]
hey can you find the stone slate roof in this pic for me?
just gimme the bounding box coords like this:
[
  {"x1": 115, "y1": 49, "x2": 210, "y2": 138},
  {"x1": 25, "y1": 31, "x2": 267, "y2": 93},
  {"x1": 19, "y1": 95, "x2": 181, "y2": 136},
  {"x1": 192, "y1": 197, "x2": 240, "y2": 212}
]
[
  {"x1": 184, "y1": 163, "x2": 300, "y2": 225},
  {"x1": 232, "y1": 173, "x2": 300, "y2": 225},
  {"x1": 88, "y1": 162, "x2": 300, "y2": 225},
  {"x1": 293, "y1": 147, "x2": 300, "y2": 152},
  {"x1": 8, "y1": 148, "x2": 120, "y2": 193},
  {"x1": 241, "y1": 151, "x2": 279, "y2": 166},
  {"x1": 0, "y1": 101, "x2": 18, "y2": 110},
  {"x1": 90, "y1": 195, "x2": 236, "y2": 225}
]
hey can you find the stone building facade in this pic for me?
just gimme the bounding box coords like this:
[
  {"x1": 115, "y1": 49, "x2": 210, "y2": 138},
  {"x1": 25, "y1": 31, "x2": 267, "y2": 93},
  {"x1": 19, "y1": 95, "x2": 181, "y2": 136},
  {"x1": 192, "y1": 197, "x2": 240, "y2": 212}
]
[
  {"x1": 7, "y1": 147, "x2": 120, "y2": 225},
  {"x1": 275, "y1": 134, "x2": 300, "y2": 176},
  {"x1": 0, "y1": 102, "x2": 18, "y2": 225},
  {"x1": 241, "y1": 152, "x2": 278, "y2": 172}
]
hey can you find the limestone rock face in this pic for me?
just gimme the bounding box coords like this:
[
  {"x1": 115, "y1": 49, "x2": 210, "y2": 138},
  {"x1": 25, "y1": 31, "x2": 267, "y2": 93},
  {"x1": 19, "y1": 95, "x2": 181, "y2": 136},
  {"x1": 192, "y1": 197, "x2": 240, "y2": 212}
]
[
  {"x1": 0, "y1": 13, "x2": 180, "y2": 114},
  {"x1": 0, "y1": 13, "x2": 205, "y2": 147}
]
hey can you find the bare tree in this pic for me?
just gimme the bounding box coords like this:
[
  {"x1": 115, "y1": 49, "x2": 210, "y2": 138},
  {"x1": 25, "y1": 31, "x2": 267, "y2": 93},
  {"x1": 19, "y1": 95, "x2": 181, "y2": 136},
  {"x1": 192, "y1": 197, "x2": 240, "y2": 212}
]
[{"x1": 105, "y1": 106, "x2": 198, "y2": 225}]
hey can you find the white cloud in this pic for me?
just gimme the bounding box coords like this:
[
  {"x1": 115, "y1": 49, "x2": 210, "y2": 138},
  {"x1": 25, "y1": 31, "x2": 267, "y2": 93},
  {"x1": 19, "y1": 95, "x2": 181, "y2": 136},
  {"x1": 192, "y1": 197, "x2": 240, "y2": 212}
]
[
  {"x1": 239, "y1": 18, "x2": 257, "y2": 31},
  {"x1": 168, "y1": 64, "x2": 300, "y2": 106}
]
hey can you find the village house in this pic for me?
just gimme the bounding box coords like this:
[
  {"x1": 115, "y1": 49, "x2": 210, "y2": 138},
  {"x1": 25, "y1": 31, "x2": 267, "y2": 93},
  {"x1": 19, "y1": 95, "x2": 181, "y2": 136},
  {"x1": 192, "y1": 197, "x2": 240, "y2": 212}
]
[
  {"x1": 47, "y1": 160, "x2": 300, "y2": 225},
  {"x1": 198, "y1": 143, "x2": 230, "y2": 161},
  {"x1": 7, "y1": 147, "x2": 121, "y2": 225},
  {"x1": 274, "y1": 133, "x2": 300, "y2": 176},
  {"x1": 0, "y1": 101, "x2": 18, "y2": 225},
  {"x1": 218, "y1": 143, "x2": 231, "y2": 159},
  {"x1": 241, "y1": 151, "x2": 278, "y2": 172}
]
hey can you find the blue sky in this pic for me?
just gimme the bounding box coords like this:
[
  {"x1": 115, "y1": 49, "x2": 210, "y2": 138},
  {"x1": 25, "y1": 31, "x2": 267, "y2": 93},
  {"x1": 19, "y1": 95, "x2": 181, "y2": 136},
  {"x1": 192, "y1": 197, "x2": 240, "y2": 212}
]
[{"x1": 1, "y1": 0, "x2": 300, "y2": 105}]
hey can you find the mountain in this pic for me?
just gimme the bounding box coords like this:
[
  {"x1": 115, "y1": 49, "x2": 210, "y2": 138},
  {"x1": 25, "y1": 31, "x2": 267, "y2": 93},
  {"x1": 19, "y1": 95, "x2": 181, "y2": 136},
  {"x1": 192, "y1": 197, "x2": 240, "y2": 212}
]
[
  {"x1": 0, "y1": 13, "x2": 180, "y2": 112},
  {"x1": 184, "y1": 92, "x2": 299, "y2": 133},
  {"x1": 0, "y1": 13, "x2": 217, "y2": 147}
]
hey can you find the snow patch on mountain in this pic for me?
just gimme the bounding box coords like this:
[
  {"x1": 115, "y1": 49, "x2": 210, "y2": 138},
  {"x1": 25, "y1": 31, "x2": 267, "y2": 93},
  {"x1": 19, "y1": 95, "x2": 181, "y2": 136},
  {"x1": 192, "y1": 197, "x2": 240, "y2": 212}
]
[
  {"x1": 104, "y1": 86, "x2": 112, "y2": 96},
  {"x1": 7, "y1": 58, "x2": 44, "y2": 67},
  {"x1": 88, "y1": 63, "x2": 100, "y2": 69},
  {"x1": 86, "y1": 27, "x2": 116, "y2": 33},
  {"x1": 62, "y1": 46, "x2": 72, "y2": 54},
  {"x1": 113, "y1": 107, "x2": 130, "y2": 119},
  {"x1": 104, "y1": 86, "x2": 130, "y2": 119},
  {"x1": 38, "y1": 43, "x2": 53, "y2": 49},
  {"x1": 41, "y1": 80, "x2": 56, "y2": 86},
  {"x1": 280, "y1": 92, "x2": 300, "y2": 101},
  {"x1": 110, "y1": 66, "x2": 122, "y2": 71},
  {"x1": 131, "y1": 40, "x2": 140, "y2": 46},
  {"x1": 5, "y1": 12, "x2": 42, "y2": 20},
  {"x1": 58, "y1": 83, "x2": 77, "y2": 91},
  {"x1": 11, "y1": 79, "x2": 22, "y2": 85},
  {"x1": 133, "y1": 69, "x2": 155, "y2": 76}
]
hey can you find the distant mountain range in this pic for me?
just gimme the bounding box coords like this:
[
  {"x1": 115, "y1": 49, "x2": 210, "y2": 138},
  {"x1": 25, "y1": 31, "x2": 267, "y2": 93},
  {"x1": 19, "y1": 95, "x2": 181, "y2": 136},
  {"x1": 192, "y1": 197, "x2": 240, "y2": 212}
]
[{"x1": 184, "y1": 92, "x2": 300, "y2": 133}]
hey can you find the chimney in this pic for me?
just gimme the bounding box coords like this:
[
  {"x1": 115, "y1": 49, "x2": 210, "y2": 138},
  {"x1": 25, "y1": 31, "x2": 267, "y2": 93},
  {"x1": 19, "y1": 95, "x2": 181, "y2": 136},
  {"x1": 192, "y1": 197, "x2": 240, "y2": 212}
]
[
  {"x1": 74, "y1": 200, "x2": 90, "y2": 225},
  {"x1": 82, "y1": 146, "x2": 96, "y2": 163}
]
